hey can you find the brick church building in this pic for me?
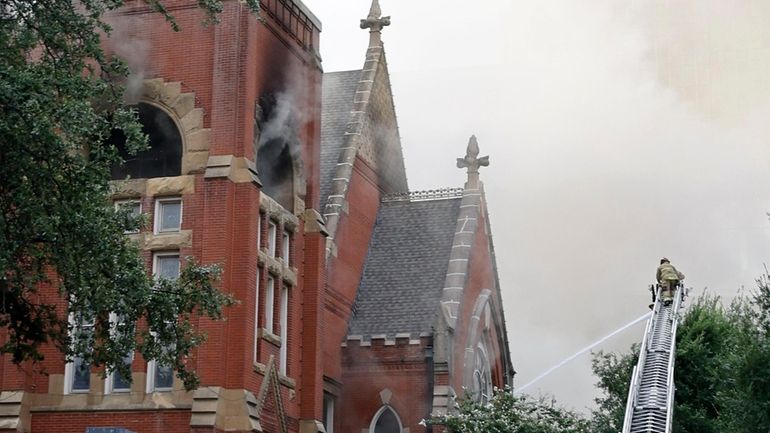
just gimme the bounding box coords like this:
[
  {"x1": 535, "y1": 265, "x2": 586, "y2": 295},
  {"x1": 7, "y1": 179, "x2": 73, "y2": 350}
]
[{"x1": 0, "y1": 1, "x2": 513, "y2": 432}]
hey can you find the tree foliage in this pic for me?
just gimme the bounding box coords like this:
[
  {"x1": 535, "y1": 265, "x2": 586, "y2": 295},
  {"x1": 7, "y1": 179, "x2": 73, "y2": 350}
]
[
  {"x1": 590, "y1": 286, "x2": 770, "y2": 433},
  {"x1": 429, "y1": 387, "x2": 591, "y2": 433},
  {"x1": 1, "y1": 0, "x2": 257, "y2": 389},
  {"x1": 589, "y1": 345, "x2": 638, "y2": 433}
]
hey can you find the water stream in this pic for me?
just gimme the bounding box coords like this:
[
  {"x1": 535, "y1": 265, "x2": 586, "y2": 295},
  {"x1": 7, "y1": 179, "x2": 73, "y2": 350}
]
[{"x1": 515, "y1": 311, "x2": 652, "y2": 394}]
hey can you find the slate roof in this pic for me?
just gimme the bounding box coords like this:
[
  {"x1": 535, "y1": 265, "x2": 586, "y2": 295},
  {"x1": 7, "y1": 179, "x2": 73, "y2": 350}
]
[
  {"x1": 348, "y1": 197, "x2": 462, "y2": 338},
  {"x1": 320, "y1": 70, "x2": 361, "y2": 209}
]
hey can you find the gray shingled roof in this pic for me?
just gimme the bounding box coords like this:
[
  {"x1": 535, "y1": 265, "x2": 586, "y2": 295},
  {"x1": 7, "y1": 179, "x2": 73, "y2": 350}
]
[
  {"x1": 320, "y1": 70, "x2": 361, "y2": 209},
  {"x1": 348, "y1": 197, "x2": 462, "y2": 338}
]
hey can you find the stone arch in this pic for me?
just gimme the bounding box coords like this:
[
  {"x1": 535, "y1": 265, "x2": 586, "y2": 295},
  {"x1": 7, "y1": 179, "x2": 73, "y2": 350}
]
[
  {"x1": 129, "y1": 78, "x2": 210, "y2": 177},
  {"x1": 110, "y1": 102, "x2": 182, "y2": 179},
  {"x1": 369, "y1": 405, "x2": 403, "y2": 433}
]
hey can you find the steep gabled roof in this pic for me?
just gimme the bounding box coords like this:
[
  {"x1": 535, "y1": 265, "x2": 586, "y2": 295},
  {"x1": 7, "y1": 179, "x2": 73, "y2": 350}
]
[
  {"x1": 347, "y1": 195, "x2": 462, "y2": 338},
  {"x1": 320, "y1": 70, "x2": 361, "y2": 209}
]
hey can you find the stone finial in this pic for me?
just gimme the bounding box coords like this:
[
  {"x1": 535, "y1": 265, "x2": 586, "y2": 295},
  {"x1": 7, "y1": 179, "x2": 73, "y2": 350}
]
[
  {"x1": 456, "y1": 135, "x2": 489, "y2": 188},
  {"x1": 360, "y1": 0, "x2": 391, "y2": 43}
]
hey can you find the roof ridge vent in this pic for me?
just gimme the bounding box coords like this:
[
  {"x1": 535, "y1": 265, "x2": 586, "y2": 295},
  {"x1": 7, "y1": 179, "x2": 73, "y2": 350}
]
[{"x1": 381, "y1": 187, "x2": 463, "y2": 203}]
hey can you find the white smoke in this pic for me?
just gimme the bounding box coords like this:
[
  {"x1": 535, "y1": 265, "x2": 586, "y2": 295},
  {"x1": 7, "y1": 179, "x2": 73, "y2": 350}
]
[{"x1": 105, "y1": 16, "x2": 150, "y2": 104}]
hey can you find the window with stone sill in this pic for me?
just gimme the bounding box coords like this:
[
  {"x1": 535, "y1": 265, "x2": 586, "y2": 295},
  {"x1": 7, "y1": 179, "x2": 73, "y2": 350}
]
[
  {"x1": 154, "y1": 197, "x2": 182, "y2": 234},
  {"x1": 147, "y1": 252, "x2": 180, "y2": 392},
  {"x1": 105, "y1": 313, "x2": 133, "y2": 394},
  {"x1": 114, "y1": 199, "x2": 142, "y2": 234},
  {"x1": 64, "y1": 311, "x2": 95, "y2": 394}
]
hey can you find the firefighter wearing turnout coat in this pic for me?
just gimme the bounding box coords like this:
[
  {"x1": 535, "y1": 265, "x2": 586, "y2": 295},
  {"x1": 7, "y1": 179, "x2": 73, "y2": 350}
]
[{"x1": 656, "y1": 258, "x2": 684, "y2": 304}]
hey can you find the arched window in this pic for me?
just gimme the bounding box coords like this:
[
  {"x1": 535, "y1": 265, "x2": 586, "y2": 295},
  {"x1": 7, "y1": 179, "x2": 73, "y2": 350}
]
[
  {"x1": 370, "y1": 406, "x2": 402, "y2": 433},
  {"x1": 110, "y1": 103, "x2": 183, "y2": 180},
  {"x1": 472, "y1": 341, "x2": 492, "y2": 404},
  {"x1": 256, "y1": 93, "x2": 296, "y2": 211}
]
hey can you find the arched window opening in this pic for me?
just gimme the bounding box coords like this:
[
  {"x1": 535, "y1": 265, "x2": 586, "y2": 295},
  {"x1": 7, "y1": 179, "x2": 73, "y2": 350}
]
[
  {"x1": 256, "y1": 93, "x2": 296, "y2": 211},
  {"x1": 110, "y1": 103, "x2": 183, "y2": 180},
  {"x1": 372, "y1": 407, "x2": 401, "y2": 433},
  {"x1": 472, "y1": 341, "x2": 492, "y2": 404}
]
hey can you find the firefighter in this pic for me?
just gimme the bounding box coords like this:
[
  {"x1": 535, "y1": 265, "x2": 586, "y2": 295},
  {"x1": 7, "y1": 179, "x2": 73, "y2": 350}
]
[{"x1": 656, "y1": 258, "x2": 684, "y2": 304}]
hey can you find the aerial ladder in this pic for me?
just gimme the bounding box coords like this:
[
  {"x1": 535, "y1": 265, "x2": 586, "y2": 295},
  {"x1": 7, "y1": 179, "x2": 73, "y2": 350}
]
[{"x1": 621, "y1": 285, "x2": 685, "y2": 433}]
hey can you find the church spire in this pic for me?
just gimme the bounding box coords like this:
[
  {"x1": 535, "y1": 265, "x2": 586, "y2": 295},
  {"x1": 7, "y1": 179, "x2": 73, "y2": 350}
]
[
  {"x1": 456, "y1": 135, "x2": 489, "y2": 188},
  {"x1": 360, "y1": 0, "x2": 390, "y2": 46}
]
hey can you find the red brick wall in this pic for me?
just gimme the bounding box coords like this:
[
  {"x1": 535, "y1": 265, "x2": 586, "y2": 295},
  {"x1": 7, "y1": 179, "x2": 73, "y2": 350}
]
[
  {"x1": 450, "y1": 199, "x2": 507, "y2": 393},
  {"x1": 0, "y1": 2, "x2": 323, "y2": 432},
  {"x1": 323, "y1": 157, "x2": 382, "y2": 381},
  {"x1": 31, "y1": 410, "x2": 190, "y2": 433},
  {"x1": 341, "y1": 339, "x2": 432, "y2": 433}
]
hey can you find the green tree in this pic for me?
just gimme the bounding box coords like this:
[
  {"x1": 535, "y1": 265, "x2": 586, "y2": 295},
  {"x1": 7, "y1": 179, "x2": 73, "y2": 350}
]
[
  {"x1": 429, "y1": 387, "x2": 591, "y2": 433},
  {"x1": 718, "y1": 278, "x2": 770, "y2": 432},
  {"x1": 589, "y1": 345, "x2": 638, "y2": 433},
  {"x1": 1, "y1": 0, "x2": 257, "y2": 389},
  {"x1": 671, "y1": 294, "x2": 734, "y2": 433},
  {"x1": 590, "y1": 290, "x2": 770, "y2": 433}
]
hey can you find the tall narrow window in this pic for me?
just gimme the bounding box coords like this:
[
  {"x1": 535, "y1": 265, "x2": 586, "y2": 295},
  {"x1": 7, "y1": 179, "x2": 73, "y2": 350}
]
[
  {"x1": 267, "y1": 221, "x2": 277, "y2": 257},
  {"x1": 323, "y1": 393, "x2": 335, "y2": 433},
  {"x1": 65, "y1": 312, "x2": 94, "y2": 394},
  {"x1": 149, "y1": 252, "x2": 180, "y2": 392},
  {"x1": 265, "y1": 277, "x2": 275, "y2": 334},
  {"x1": 154, "y1": 197, "x2": 182, "y2": 234},
  {"x1": 256, "y1": 93, "x2": 296, "y2": 210},
  {"x1": 253, "y1": 268, "x2": 261, "y2": 364},
  {"x1": 257, "y1": 213, "x2": 263, "y2": 251},
  {"x1": 110, "y1": 353, "x2": 133, "y2": 393},
  {"x1": 279, "y1": 286, "x2": 288, "y2": 375},
  {"x1": 106, "y1": 313, "x2": 133, "y2": 393},
  {"x1": 282, "y1": 230, "x2": 290, "y2": 265}
]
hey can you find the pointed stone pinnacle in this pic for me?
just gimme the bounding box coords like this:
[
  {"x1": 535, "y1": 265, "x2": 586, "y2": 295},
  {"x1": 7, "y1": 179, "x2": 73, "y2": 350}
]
[
  {"x1": 360, "y1": 0, "x2": 391, "y2": 32},
  {"x1": 456, "y1": 135, "x2": 489, "y2": 187}
]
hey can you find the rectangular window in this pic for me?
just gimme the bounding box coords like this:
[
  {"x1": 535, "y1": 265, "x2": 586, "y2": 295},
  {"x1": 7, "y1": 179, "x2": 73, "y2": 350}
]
[
  {"x1": 106, "y1": 313, "x2": 133, "y2": 393},
  {"x1": 66, "y1": 312, "x2": 94, "y2": 394},
  {"x1": 148, "y1": 252, "x2": 180, "y2": 392},
  {"x1": 282, "y1": 230, "x2": 290, "y2": 265},
  {"x1": 323, "y1": 393, "x2": 335, "y2": 433},
  {"x1": 155, "y1": 253, "x2": 181, "y2": 280},
  {"x1": 154, "y1": 197, "x2": 182, "y2": 233},
  {"x1": 153, "y1": 358, "x2": 175, "y2": 390},
  {"x1": 114, "y1": 199, "x2": 142, "y2": 233},
  {"x1": 70, "y1": 356, "x2": 91, "y2": 393},
  {"x1": 279, "y1": 286, "x2": 288, "y2": 375},
  {"x1": 265, "y1": 277, "x2": 275, "y2": 334},
  {"x1": 253, "y1": 268, "x2": 261, "y2": 364},
  {"x1": 267, "y1": 221, "x2": 277, "y2": 257},
  {"x1": 111, "y1": 353, "x2": 133, "y2": 392}
]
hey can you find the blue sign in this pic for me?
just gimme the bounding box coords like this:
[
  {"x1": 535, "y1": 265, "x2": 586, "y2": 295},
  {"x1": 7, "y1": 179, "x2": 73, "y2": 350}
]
[{"x1": 85, "y1": 428, "x2": 136, "y2": 433}]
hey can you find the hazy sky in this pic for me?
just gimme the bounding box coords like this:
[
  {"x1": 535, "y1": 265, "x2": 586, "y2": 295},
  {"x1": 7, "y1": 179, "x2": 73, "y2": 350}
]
[{"x1": 303, "y1": 0, "x2": 770, "y2": 412}]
